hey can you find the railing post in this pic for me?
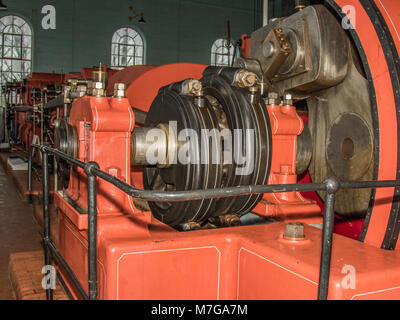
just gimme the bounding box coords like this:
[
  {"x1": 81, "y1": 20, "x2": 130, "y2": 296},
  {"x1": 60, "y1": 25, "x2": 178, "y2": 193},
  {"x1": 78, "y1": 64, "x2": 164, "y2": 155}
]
[
  {"x1": 318, "y1": 177, "x2": 339, "y2": 300},
  {"x1": 84, "y1": 162, "x2": 99, "y2": 300},
  {"x1": 27, "y1": 145, "x2": 33, "y2": 192},
  {"x1": 41, "y1": 147, "x2": 53, "y2": 300}
]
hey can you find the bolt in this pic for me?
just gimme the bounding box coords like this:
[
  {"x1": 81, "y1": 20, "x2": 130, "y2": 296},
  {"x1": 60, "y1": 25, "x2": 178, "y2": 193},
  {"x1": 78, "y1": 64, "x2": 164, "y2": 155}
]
[
  {"x1": 114, "y1": 83, "x2": 126, "y2": 98},
  {"x1": 283, "y1": 93, "x2": 293, "y2": 106},
  {"x1": 249, "y1": 86, "x2": 258, "y2": 94},
  {"x1": 182, "y1": 79, "x2": 202, "y2": 96},
  {"x1": 181, "y1": 221, "x2": 201, "y2": 231},
  {"x1": 235, "y1": 70, "x2": 257, "y2": 88},
  {"x1": 284, "y1": 222, "x2": 305, "y2": 240},
  {"x1": 268, "y1": 92, "x2": 278, "y2": 105},
  {"x1": 191, "y1": 80, "x2": 202, "y2": 93}
]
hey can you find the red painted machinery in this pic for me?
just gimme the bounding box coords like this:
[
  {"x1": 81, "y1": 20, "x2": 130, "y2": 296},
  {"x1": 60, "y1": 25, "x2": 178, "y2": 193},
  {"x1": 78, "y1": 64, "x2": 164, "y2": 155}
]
[
  {"x1": 2, "y1": 72, "x2": 63, "y2": 151},
  {"x1": 51, "y1": 0, "x2": 400, "y2": 299},
  {"x1": 2, "y1": 66, "x2": 118, "y2": 153}
]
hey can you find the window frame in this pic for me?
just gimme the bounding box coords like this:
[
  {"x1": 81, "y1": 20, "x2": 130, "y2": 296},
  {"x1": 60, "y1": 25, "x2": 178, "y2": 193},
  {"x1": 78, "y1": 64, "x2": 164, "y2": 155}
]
[
  {"x1": 111, "y1": 26, "x2": 145, "y2": 70},
  {"x1": 0, "y1": 14, "x2": 33, "y2": 86},
  {"x1": 211, "y1": 38, "x2": 234, "y2": 67}
]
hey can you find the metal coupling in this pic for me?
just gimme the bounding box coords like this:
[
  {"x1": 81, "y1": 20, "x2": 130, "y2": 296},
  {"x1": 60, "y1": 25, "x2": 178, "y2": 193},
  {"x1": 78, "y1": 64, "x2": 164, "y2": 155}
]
[
  {"x1": 325, "y1": 177, "x2": 340, "y2": 195},
  {"x1": 84, "y1": 161, "x2": 100, "y2": 176}
]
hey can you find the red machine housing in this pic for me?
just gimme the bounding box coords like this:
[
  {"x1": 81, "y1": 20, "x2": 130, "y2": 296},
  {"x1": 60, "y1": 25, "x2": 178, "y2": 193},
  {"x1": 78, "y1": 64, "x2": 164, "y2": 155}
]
[
  {"x1": 52, "y1": 0, "x2": 400, "y2": 300},
  {"x1": 9, "y1": 66, "x2": 118, "y2": 152},
  {"x1": 55, "y1": 60, "x2": 400, "y2": 300}
]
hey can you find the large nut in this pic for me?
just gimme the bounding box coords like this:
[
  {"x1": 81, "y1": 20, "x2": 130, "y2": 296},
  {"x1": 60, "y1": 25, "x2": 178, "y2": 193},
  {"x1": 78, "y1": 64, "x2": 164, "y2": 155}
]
[
  {"x1": 268, "y1": 92, "x2": 279, "y2": 105},
  {"x1": 181, "y1": 79, "x2": 202, "y2": 96},
  {"x1": 114, "y1": 83, "x2": 126, "y2": 98},
  {"x1": 283, "y1": 94, "x2": 293, "y2": 106},
  {"x1": 235, "y1": 70, "x2": 257, "y2": 88},
  {"x1": 93, "y1": 81, "x2": 106, "y2": 97}
]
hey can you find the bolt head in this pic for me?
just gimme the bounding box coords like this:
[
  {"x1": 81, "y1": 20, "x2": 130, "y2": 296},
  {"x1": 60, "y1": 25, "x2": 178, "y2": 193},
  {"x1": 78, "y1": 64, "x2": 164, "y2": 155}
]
[
  {"x1": 114, "y1": 83, "x2": 126, "y2": 90},
  {"x1": 263, "y1": 41, "x2": 276, "y2": 58},
  {"x1": 236, "y1": 70, "x2": 257, "y2": 88},
  {"x1": 94, "y1": 82, "x2": 104, "y2": 89},
  {"x1": 284, "y1": 94, "x2": 292, "y2": 100},
  {"x1": 114, "y1": 83, "x2": 126, "y2": 98},
  {"x1": 191, "y1": 80, "x2": 202, "y2": 91},
  {"x1": 268, "y1": 92, "x2": 278, "y2": 99}
]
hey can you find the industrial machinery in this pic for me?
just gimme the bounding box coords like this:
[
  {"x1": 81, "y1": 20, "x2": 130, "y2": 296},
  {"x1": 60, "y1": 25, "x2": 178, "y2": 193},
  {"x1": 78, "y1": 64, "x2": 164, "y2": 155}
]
[
  {"x1": 0, "y1": 66, "x2": 118, "y2": 154},
  {"x1": 39, "y1": 0, "x2": 400, "y2": 299},
  {"x1": 1, "y1": 72, "x2": 64, "y2": 151}
]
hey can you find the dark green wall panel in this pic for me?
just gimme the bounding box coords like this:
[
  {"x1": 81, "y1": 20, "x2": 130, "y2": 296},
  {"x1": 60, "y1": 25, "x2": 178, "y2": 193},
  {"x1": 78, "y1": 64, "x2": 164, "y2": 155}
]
[{"x1": 2, "y1": 0, "x2": 262, "y2": 73}]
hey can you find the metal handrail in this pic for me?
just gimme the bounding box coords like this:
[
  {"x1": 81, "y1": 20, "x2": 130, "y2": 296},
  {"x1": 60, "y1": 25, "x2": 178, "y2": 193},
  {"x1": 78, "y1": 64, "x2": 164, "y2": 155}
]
[{"x1": 27, "y1": 144, "x2": 400, "y2": 300}]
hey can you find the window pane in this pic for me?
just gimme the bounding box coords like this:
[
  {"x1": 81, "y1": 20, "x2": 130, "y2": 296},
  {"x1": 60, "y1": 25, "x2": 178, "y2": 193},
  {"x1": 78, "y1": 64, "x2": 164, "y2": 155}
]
[
  {"x1": 119, "y1": 56, "x2": 127, "y2": 66},
  {"x1": 111, "y1": 54, "x2": 118, "y2": 66},
  {"x1": 135, "y1": 57, "x2": 143, "y2": 65},
  {"x1": 126, "y1": 45, "x2": 134, "y2": 56},
  {"x1": 22, "y1": 35, "x2": 31, "y2": 47},
  {"x1": 126, "y1": 56, "x2": 134, "y2": 66},
  {"x1": 2, "y1": 46, "x2": 11, "y2": 58},
  {"x1": 135, "y1": 46, "x2": 143, "y2": 57},
  {"x1": 12, "y1": 60, "x2": 22, "y2": 72},
  {"x1": 2, "y1": 59, "x2": 11, "y2": 71},
  {"x1": 22, "y1": 61, "x2": 31, "y2": 73},
  {"x1": 22, "y1": 48, "x2": 30, "y2": 60},
  {"x1": 3, "y1": 34, "x2": 12, "y2": 46}
]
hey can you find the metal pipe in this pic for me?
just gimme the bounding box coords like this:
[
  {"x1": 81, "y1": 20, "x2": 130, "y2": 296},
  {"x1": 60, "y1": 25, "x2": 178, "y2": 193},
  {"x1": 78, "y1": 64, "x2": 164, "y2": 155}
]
[
  {"x1": 43, "y1": 94, "x2": 64, "y2": 110},
  {"x1": 40, "y1": 91, "x2": 44, "y2": 145},
  {"x1": 85, "y1": 162, "x2": 99, "y2": 300},
  {"x1": 263, "y1": 0, "x2": 269, "y2": 26},
  {"x1": 318, "y1": 177, "x2": 339, "y2": 300},
  {"x1": 31, "y1": 145, "x2": 400, "y2": 203},
  {"x1": 41, "y1": 151, "x2": 53, "y2": 300}
]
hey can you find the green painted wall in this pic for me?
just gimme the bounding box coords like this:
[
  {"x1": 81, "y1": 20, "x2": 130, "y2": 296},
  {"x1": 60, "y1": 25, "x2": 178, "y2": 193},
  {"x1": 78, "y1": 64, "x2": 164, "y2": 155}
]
[{"x1": 3, "y1": 0, "x2": 262, "y2": 74}]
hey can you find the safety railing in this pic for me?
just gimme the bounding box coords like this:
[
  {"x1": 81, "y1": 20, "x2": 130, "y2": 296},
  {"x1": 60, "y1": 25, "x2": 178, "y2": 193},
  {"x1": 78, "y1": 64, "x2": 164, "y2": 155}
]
[{"x1": 28, "y1": 143, "x2": 400, "y2": 300}]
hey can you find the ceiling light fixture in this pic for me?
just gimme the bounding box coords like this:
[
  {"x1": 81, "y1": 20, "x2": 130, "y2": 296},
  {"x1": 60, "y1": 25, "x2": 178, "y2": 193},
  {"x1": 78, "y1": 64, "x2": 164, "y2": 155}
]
[
  {"x1": 128, "y1": 5, "x2": 146, "y2": 25},
  {"x1": 0, "y1": 1, "x2": 8, "y2": 11}
]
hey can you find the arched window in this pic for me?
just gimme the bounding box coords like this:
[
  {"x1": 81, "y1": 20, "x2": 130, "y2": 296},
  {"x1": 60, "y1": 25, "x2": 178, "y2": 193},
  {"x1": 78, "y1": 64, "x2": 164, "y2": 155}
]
[
  {"x1": 211, "y1": 38, "x2": 234, "y2": 67},
  {"x1": 111, "y1": 27, "x2": 144, "y2": 69},
  {"x1": 0, "y1": 15, "x2": 32, "y2": 85}
]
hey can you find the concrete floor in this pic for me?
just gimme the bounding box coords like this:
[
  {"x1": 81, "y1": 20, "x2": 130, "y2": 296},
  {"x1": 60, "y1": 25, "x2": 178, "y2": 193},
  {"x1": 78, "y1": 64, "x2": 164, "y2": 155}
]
[{"x1": 0, "y1": 164, "x2": 42, "y2": 300}]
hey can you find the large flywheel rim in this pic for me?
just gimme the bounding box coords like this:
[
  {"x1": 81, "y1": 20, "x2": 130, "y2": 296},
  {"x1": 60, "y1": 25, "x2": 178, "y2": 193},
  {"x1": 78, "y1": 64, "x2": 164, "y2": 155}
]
[{"x1": 325, "y1": 0, "x2": 400, "y2": 249}]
